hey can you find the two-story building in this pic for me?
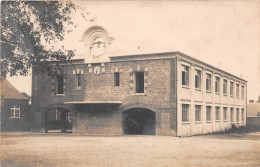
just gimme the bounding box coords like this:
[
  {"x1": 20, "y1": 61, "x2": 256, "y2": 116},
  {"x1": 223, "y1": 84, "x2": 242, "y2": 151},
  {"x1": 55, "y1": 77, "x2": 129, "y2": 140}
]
[{"x1": 31, "y1": 26, "x2": 247, "y2": 136}]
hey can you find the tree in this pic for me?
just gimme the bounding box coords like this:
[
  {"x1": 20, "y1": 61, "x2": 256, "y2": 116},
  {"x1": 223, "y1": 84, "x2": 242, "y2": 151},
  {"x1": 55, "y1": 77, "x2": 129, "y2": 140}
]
[{"x1": 1, "y1": 1, "x2": 94, "y2": 76}]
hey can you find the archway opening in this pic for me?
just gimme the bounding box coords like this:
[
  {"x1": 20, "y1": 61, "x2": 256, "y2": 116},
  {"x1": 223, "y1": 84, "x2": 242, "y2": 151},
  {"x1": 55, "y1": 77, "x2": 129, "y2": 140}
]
[
  {"x1": 45, "y1": 108, "x2": 72, "y2": 133},
  {"x1": 123, "y1": 108, "x2": 155, "y2": 135}
]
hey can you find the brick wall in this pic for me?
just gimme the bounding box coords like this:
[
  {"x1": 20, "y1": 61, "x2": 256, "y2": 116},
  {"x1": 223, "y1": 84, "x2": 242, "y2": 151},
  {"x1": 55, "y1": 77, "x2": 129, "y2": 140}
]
[
  {"x1": 1, "y1": 99, "x2": 30, "y2": 131},
  {"x1": 32, "y1": 58, "x2": 177, "y2": 135}
]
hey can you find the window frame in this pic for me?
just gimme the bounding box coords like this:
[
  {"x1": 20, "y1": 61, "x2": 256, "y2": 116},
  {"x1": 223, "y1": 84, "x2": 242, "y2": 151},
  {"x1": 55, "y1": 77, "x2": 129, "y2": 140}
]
[
  {"x1": 215, "y1": 106, "x2": 220, "y2": 121},
  {"x1": 181, "y1": 65, "x2": 189, "y2": 87},
  {"x1": 76, "y1": 74, "x2": 82, "y2": 88},
  {"x1": 223, "y1": 107, "x2": 227, "y2": 121},
  {"x1": 206, "y1": 73, "x2": 212, "y2": 92},
  {"x1": 241, "y1": 85, "x2": 245, "y2": 100},
  {"x1": 56, "y1": 75, "x2": 64, "y2": 95},
  {"x1": 10, "y1": 105, "x2": 20, "y2": 119},
  {"x1": 236, "y1": 84, "x2": 240, "y2": 99},
  {"x1": 195, "y1": 70, "x2": 201, "y2": 89},
  {"x1": 241, "y1": 108, "x2": 245, "y2": 122},
  {"x1": 206, "y1": 106, "x2": 212, "y2": 122},
  {"x1": 223, "y1": 79, "x2": 227, "y2": 95},
  {"x1": 230, "y1": 81, "x2": 234, "y2": 97},
  {"x1": 182, "y1": 104, "x2": 189, "y2": 123},
  {"x1": 230, "y1": 108, "x2": 234, "y2": 123},
  {"x1": 236, "y1": 108, "x2": 240, "y2": 123},
  {"x1": 215, "y1": 76, "x2": 220, "y2": 94},
  {"x1": 114, "y1": 72, "x2": 120, "y2": 87},
  {"x1": 195, "y1": 105, "x2": 202, "y2": 122},
  {"x1": 135, "y1": 71, "x2": 145, "y2": 94}
]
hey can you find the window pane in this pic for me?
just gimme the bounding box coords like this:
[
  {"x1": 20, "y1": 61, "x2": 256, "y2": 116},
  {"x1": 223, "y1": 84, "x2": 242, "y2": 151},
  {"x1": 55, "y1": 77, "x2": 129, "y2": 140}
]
[
  {"x1": 236, "y1": 108, "x2": 239, "y2": 122},
  {"x1": 223, "y1": 107, "x2": 227, "y2": 120},
  {"x1": 182, "y1": 71, "x2": 186, "y2": 85},
  {"x1": 182, "y1": 104, "x2": 189, "y2": 122},
  {"x1": 15, "y1": 109, "x2": 20, "y2": 118},
  {"x1": 57, "y1": 76, "x2": 64, "y2": 94},
  {"x1": 195, "y1": 105, "x2": 201, "y2": 121},
  {"x1": 230, "y1": 108, "x2": 234, "y2": 122},
  {"x1": 114, "y1": 72, "x2": 120, "y2": 86},
  {"x1": 206, "y1": 106, "x2": 211, "y2": 121},
  {"x1": 77, "y1": 75, "x2": 81, "y2": 87},
  {"x1": 215, "y1": 107, "x2": 220, "y2": 120},
  {"x1": 10, "y1": 109, "x2": 14, "y2": 117},
  {"x1": 136, "y1": 72, "x2": 144, "y2": 93}
]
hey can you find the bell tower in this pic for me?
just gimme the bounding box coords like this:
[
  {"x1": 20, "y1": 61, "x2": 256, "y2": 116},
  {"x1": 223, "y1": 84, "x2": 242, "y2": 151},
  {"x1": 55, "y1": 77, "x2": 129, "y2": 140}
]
[{"x1": 80, "y1": 26, "x2": 114, "y2": 63}]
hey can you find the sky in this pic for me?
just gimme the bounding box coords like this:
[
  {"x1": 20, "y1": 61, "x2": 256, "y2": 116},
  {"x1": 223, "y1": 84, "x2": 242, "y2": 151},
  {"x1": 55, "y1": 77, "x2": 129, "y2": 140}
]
[{"x1": 7, "y1": 0, "x2": 260, "y2": 101}]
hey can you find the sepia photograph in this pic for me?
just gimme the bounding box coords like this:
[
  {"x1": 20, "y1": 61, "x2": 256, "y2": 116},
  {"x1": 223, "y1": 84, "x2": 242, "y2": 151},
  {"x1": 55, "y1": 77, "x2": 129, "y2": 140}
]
[{"x1": 0, "y1": 0, "x2": 260, "y2": 166}]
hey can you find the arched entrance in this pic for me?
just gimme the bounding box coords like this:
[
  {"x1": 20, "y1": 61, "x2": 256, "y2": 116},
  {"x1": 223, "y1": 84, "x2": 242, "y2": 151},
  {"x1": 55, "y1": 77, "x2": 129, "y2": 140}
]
[
  {"x1": 123, "y1": 108, "x2": 156, "y2": 135},
  {"x1": 45, "y1": 108, "x2": 72, "y2": 133}
]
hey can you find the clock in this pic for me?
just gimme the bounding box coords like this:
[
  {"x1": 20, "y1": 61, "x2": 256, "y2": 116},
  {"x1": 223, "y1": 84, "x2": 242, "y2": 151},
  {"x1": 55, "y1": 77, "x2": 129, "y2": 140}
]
[{"x1": 93, "y1": 66, "x2": 101, "y2": 74}]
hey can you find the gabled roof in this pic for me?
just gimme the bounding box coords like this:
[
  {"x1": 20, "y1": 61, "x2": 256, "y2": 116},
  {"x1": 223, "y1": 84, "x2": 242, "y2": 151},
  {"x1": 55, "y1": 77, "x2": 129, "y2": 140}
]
[{"x1": 0, "y1": 76, "x2": 27, "y2": 100}]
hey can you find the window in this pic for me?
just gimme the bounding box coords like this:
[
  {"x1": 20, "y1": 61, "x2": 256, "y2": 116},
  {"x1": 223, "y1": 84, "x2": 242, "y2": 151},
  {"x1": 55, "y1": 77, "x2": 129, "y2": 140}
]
[
  {"x1": 195, "y1": 105, "x2": 201, "y2": 122},
  {"x1": 182, "y1": 65, "x2": 189, "y2": 86},
  {"x1": 10, "y1": 105, "x2": 20, "y2": 118},
  {"x1": 76, "y1": 74, "x2": 81, "y2": 87},
  {"x1": 135, "y1": 72, "x2": 144, "y2": 93},
  {"x1": 241, "y1": 109, "x2": 245, "y2": 122},
  {"x1": 206, "y1": 74, "x2": 212, "y2": 91},
  {"x1": 114, "y1": 72, "x2": 120, "y2": 86},
  {"x1": 236, "y1": 108, "x2": 240, "y2": 122},
  {"x1": 223, "y1": 79, "x2": 227, "y2": 95},
  {"x1": 195, "y1": 70, "x2": 201, "y2": 89},
  {"x1": 182, "y1": 104, "x2": 189, "y2": 122},
  {"x1": 215, "y1": 77, "x2": 220, "y2": 93},
  {"x1": 56, "y1": 75, "x2": 64, "y2": 94},
  {"x1": 206, "y1": 106, "x2": 212, "y2": 122},
  {"x1": 230, "y1": 108, "x2": 234, "y2": 123},
  {"x1": 215, "y1": 107, "x2": 220, "y2": 121},
  {"x1": 241, "y1": 85, "x2": 245, "y2": 99},
  {"x1": 230, "y1": 82, "x2": 234, "y2": 97},
  {"x1": 223, "y1": 107, "x2": 227, "y2": 121},
  {"x1": 236, "y1": 84, "x2": 240, "y2": 98}
]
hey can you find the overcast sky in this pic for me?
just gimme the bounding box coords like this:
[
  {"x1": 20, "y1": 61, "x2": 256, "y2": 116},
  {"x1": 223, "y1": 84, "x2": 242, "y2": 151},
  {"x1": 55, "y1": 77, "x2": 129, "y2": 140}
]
[{"x1": 7, "y1": 0, "x2": 260, "y2": 101}]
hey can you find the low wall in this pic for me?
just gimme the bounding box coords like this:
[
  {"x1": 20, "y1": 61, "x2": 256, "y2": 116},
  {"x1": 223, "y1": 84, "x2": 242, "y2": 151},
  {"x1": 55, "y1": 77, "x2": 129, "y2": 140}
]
[{"x1": 247, "y1": 117, "x2": 260, "y2": 131}]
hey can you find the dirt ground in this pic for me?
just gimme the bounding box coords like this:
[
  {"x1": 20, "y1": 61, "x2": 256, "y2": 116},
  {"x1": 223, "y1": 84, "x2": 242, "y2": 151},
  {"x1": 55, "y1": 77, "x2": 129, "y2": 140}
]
[{"x1": 1, "y1": 132, "x2": 260, "y2": 167}]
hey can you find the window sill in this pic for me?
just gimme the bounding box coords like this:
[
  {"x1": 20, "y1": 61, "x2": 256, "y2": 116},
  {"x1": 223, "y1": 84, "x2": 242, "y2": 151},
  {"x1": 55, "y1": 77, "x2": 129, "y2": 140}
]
[
  {"x1": 215, "y1": 120, "x2": 220, "y2": 122},
  {"x1": 206, "y1": 90, "x2": 212, "y2": 93},
  {"x1": 182, "y1": 85, "x2": 190, "y2": 89},
  {"x1": 132, "y1": 93, "x2": 146, "y2": 96},
  {"x1": 53, "y1": 94, "x2": 65, "y2": 97},
  {"x1": 223, "y1": 94, "x2": 227, "y2": 96},
  {"x1": 230, "y1": 122, "x2": 235, "y2": 125},
  {"x1": 215, "y1": 92, "x2": 220, "y2": 95},
  {"x1": 223, "y1": 120, "x2": 228, "y2": 122},
  {"x1": 206, "y1": 121, "x2": 212, "y2": 123},
  {"x1": 195, "y1": 121, "x2": 202, "y2": 124},
  {"x1": 10, "y1": 117, "x2": 20, "y2": 119},
  {"x1": 195, "y1": 88, "x2": 202, "y2": 91},
  {"x1": 236, "y1": 122, "x2": 240, "y2": 124},
  {"x1": 75, "y1": 87, "x2": 82, "y2": 90},
  {"x1": 182, "y1": 122, "x2": 190, "y2": 125}
]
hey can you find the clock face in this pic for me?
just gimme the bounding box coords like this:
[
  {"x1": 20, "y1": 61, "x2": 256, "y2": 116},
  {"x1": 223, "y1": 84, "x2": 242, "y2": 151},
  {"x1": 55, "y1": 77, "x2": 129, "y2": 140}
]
[
  {"x1": 91, "y1": 37, "x2": 105, "y2": 58},
  {"x1": 93, "y1": 66, "x2": 101, "y2": 74}
]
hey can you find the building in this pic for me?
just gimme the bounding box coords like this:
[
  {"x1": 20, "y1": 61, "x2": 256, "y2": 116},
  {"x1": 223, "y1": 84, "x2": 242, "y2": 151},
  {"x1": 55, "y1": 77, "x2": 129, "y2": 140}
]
[
  {"x1": 31, "y1": 26, "x2": 247, "y2": 136},
  {"x1": 247, "y1": 96, "x2": 260, "y2": 131},
  {"x1": 0, "y1": 76, "x2": 31, "y2": 131}
]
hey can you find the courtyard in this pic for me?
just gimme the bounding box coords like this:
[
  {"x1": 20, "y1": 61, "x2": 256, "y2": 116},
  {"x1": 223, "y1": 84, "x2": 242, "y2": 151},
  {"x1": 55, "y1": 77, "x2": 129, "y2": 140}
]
[{"x1": 1, "y1": 132, "x2": 260, "y2": 167}]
